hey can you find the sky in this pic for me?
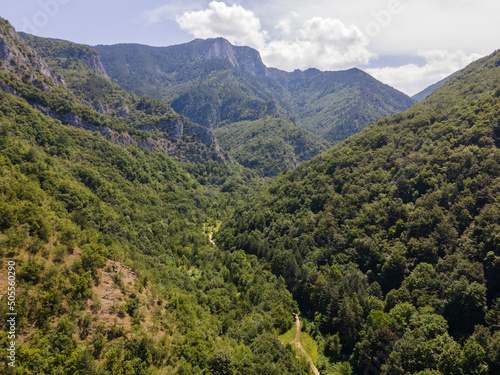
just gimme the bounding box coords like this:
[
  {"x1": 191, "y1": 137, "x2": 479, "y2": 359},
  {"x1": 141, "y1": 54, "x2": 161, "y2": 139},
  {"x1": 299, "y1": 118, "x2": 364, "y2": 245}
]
[{"x1": 1, "y1": 0, "x2": 499, "y2": 96}]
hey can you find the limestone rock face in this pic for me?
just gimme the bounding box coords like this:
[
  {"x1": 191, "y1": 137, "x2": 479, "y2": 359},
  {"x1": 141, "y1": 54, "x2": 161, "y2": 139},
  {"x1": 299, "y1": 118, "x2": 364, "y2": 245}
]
[
  {"x1": 94, "y1": 101, "x2": 112, "y2": 114},
  {"x1": 204, "y1": 38, "x2": 239, "y2": 68},
  {"x1": 200, "y1": 37, "x2": 269, "y2": 76},
  {"x1": 79, "y1": 52, "x2": 110, "y2": 79},
  {"x1": 0, "y1": 25, "x2": 65, "y2": 86},
  {"x1": 119, "y1": 105, "x2": 130, "y2": 117}
]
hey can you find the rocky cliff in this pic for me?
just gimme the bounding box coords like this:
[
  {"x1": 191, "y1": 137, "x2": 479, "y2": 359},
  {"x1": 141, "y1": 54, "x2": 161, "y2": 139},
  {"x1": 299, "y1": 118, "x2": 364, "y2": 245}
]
[
  {"x1": 197, "y1": 37, "x2": 269, "y2": 76},
  {"x1": 19, "y1": 32, "x2": 110, "y2": 79},
  {"x1": 0, "y1": 20, "x2": 64, "y2": 86}
]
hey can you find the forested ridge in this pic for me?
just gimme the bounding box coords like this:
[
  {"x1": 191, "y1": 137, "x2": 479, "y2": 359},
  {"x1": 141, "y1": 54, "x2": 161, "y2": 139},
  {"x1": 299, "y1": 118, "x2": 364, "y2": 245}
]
[
  {"x1": 214, "y1": 116, "x2": 330, "y2": 177},
  {"x1": 1, "y1": 14, "x2": 500, "y2": 375},
  {"x1": 217, "y1": 50, "x2": 500, "y2": 374}
]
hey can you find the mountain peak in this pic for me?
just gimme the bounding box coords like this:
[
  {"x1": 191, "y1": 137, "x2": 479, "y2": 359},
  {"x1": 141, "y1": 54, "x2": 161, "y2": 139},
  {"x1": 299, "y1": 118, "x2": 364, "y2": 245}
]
[
  {"x1": 201, "y1": 37, "x2": 239, "y2": 67},
  {"x1": 189, "y1": 37, "x2": 268, "y2": 76}
]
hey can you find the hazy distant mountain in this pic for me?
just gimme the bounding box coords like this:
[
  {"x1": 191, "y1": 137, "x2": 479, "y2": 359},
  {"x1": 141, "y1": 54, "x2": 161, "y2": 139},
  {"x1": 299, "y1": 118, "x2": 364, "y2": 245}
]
[{"x1": 268, "y1": 66, "x2": 416, "y2": 142}]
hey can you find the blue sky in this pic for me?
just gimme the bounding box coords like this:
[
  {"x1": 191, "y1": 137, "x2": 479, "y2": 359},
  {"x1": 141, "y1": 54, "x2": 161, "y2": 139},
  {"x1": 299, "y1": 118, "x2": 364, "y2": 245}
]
[{"x1": 1, "y1": 0, "x2": 499, "y2": 95}]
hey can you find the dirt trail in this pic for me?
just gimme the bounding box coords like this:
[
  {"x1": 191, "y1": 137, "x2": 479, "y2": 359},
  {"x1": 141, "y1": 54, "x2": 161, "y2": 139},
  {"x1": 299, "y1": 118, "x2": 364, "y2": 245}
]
[
  {"x1": 292, "y1": 313, "x2": 321, "y2": 375},
  {"x1": 208, "y1": 232, "x2": 216, "y2": 246}
]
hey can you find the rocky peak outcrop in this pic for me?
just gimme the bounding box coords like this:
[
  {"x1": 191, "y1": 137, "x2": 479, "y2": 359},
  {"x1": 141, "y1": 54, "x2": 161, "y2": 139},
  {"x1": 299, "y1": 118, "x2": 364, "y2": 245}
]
[
  {"x1": 233, "y1": 45, "x2": 268, "y2": 76},
  {"x1": 0, "y1": 19, "x2": 65, "y2": 86},
  {"x1": 200, "y1": 37, "x2": 268, "y2": 77},
  {"x1": 204, "y1": 38, "x2": 239, "y2": 68}
]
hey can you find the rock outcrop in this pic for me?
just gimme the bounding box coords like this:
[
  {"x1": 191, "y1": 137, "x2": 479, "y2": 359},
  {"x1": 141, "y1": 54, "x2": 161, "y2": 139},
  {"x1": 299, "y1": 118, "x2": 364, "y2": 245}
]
[
  {"x1": 0, "y1": 22, "x2": 65, "y2": 86},
  {"x1": 79, "y1": 51, "x2": 110, "y2": 79},
  {"x1": 196, "y1": 37, "x2": 269, "y2": 76}
]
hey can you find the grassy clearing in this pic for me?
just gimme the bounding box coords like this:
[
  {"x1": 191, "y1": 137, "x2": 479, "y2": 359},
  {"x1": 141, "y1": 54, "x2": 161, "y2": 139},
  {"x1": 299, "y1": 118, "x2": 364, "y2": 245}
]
[
  {"x1": 203, "y1": 220, "x2": 222, "y2": 235},
  {"x1": 279, "y1": 323, "x2": 297, "y2": 345},
  {"x1": 300, "y1": 330, "x2": 319, "y2": 364},
  {"x1": 279, "y1": 317, "x2": 319, "y2": 365}
]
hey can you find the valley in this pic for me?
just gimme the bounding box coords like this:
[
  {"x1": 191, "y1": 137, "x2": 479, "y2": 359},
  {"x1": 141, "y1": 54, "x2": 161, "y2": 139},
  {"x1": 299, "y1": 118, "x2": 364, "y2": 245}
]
[{"x1": 0, "y1": 14, "x2": 499, "y2": 375}]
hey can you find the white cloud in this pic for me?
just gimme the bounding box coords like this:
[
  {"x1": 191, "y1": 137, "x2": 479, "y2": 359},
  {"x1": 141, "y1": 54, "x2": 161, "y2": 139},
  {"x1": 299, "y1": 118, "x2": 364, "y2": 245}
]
[
  {"x1": 365, "y1": 50, "x2": 482, "y2": 96},
  {"x1": 263, "y1": 18, "x2": 372, "y2": 71},
  {"x1": 175, "y1": 2, "x2": 373, "y2": 71},
  {"x1": 142, "y1": 5, "x2": 175, "y2": 25},
  {"x1": 140, "y1": 2, "x2": 200, "y2": 26},
  {"x1": 300, "y1": 17, "x2": 362, "y2": 47},
  {"x1": 176, "y1": 1, "x2": 268, "y2": 50},
  {"x1": 274, "y1": 11, "x2": 299, "y2": 36}
]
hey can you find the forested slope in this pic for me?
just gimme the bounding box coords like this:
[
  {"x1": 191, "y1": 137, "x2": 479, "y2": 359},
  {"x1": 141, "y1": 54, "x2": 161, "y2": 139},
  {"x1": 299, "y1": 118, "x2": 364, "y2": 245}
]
[
  {"x1": 217, "y1": 50, "x2": 500, "y2": 374},
  {"x1": 214, "y1": 116, "x2": 330, "y2": 177},
  {"x1": 0, "y1": 18, "x2": 311, "y2": 374},
  {"x1": 268, "y1": 67, "x2": 415, "y2": 143}
]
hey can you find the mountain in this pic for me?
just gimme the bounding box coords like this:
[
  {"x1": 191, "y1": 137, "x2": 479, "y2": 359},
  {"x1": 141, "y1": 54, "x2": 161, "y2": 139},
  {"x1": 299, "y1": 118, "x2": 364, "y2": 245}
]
[
  {"x1": 22, "y1": 35, "x2": 329, "y2": 177},
  {"x1": 65, "y1": 37, "x2": 328, "y2": 177},
  {"x1": 5, "y1": 11, "x2": 500, "y2": 374},
  {"x1": 217, "y1": 50, "x2": 500, "y2": 373},
  {"x1": 93, "y1": 38, "x2": 287, "y2": 128},
  {"x1": 214, "y1": 116, "x2": 330, "y2": 177},
  {"x1": 269, "y1": 67, "x2": 416, "y2": 142},
  {"x1": 0, "y1": 18, "x2": 314, "y2": 374},
  {"x1": 94, "y1": 38, "x2": 415, "y2": 148},
  {"x1": 10, "y1": 33, "x2": 415, "y2": 178},
  {"x1": 412, "y1": 72, "x2": 457, "y2": 102},
  {"x1": 15, "y1": 32, "x2": 231, "y2": 165}
]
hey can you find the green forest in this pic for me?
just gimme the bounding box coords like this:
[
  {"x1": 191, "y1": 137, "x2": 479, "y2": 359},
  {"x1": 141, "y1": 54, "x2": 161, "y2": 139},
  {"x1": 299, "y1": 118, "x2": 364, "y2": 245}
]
[
  {"x1": 0, "y1": 15, "x2": 500, "y2": 375},
  {"x1": 217, "y1": 51, "x2": 500, "y2": 374}
]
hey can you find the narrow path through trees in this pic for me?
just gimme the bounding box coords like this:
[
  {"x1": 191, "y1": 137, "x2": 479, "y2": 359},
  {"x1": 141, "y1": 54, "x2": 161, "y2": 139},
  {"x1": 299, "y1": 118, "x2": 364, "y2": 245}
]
[
  {"x1": 291, "y1": 314, "x2": 320, "y2": 375},
  {"x1": 208, "y1": 232, "x2": 216, "y2": 246}
]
